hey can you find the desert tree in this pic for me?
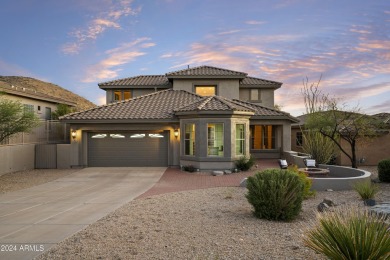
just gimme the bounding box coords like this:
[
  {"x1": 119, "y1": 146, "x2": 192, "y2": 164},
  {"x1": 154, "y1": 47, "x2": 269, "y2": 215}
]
[
  {"x1": 0, "y1": 95, "x2": 40, "y2": 143},
  {"x1": 51, "y1": 104, "x2": 75, "y2": 120},
  {"x1": 301, "y1": 77, "x2": 383, "y2": 168}
]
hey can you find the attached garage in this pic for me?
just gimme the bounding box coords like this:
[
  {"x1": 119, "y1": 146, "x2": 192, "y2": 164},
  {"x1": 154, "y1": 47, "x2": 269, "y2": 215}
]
[{"x1": 88, "y1": 132, "x2": 169, "y2": 167}]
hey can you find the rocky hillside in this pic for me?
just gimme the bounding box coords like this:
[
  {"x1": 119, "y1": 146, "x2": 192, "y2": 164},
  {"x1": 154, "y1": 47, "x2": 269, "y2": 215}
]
[{"x1": 0, "y1": 76, "x2": 96, "y2": 111}]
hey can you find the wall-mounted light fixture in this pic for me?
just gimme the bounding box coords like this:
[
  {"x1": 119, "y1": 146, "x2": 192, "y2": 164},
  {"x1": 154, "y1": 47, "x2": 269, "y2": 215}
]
[
  {"x1": 71, "y1": 130, "x2": 77, "y2": 140},
  {"x1": 174, "y1": 129, "x2": 179, "y2": 138}
]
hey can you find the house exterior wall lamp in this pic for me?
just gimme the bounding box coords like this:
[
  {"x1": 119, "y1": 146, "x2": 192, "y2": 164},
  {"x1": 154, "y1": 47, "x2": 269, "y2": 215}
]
[
  {"x1": 71, "y1": 130, "x2": 77, "y2": 140},
  {"x1": 174, "y1": 129, "x2": 179, "y2": 138}
]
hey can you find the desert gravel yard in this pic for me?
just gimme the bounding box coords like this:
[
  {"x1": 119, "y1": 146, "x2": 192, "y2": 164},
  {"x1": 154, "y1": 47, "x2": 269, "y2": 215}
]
[
  {"x1": 0, "y1": 169, "x2": 79, "y2": 194},
  {"x1": 34, "y1": 166, "x2": 390, "y2": 260}
]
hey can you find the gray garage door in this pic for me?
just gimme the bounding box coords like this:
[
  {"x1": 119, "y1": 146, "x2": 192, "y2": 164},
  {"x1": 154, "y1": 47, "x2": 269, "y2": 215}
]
[{"x1": 88, "y1": 132, "x2": 168, "y2": 167}]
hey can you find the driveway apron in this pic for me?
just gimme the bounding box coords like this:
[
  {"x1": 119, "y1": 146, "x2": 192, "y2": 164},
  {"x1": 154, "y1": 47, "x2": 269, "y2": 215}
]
[{"x1": 0, "y1": 167, "x2": 165, "y2": 260}]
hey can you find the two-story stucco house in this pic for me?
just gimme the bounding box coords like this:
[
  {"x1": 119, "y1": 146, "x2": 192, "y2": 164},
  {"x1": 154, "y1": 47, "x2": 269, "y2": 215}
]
[{"x1": 61, "y1": 66, "x2": 298, "y2": 170}]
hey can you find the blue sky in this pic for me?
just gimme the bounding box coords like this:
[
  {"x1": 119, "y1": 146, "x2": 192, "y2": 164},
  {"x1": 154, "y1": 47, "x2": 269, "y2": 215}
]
[{"x1": 0, "y1": 0, "x2": 389, "y2": 116}]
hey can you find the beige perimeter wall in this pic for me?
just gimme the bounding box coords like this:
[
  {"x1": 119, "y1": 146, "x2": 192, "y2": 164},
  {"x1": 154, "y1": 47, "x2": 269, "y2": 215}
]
[{"x1": 0, "y1": 144, "x2": 35, "y2": 175}]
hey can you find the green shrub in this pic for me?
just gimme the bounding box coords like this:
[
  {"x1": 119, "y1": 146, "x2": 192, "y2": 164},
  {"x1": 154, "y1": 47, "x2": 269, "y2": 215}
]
[
  {"x1": 302, "y1": 130, "x2": 335, "y2": 164},
  {"x1": 245, "y1": 169, "x2": 304, "y2": 221},
  {"x1": 183, "y1": 165, "x2": 195, "y2": 172},
  {"x1": 287, "y1": 164, "x2": 316, "y2": 199},
  {"x1": 303, "y1": 205, "x2": 390, "y2": 260},
  {"x1": 353, "y1": 181, "x2": 379, "y2": 200},
  {"x1": 378, "y1": 159, "x2": 390, "y2": 182},
  {"x1": 235, "y1": 155, "x2": 255, "y2": 171}
]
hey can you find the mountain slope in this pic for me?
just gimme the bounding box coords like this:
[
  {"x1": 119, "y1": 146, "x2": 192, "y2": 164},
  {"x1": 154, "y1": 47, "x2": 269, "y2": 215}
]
[{"x1": 0, "y1": 76, "x2": 96, "y2": 110}]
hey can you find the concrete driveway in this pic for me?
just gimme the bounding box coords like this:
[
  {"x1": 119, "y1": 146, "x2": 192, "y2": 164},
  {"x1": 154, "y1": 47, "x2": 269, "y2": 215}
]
[{"x1": 0, "y1": 167, "x2": 165, "y2": 260}]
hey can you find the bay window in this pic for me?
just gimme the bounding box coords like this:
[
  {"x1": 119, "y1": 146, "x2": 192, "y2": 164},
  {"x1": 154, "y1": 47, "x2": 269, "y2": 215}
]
[{"x1": 207, "y1": 123, "x2": 224, "y2": 156}]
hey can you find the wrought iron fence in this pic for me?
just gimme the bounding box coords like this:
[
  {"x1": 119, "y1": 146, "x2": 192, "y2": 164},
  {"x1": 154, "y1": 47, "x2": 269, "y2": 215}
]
[{"x1": 0, "y1": 120, "x2": 70, "y2": 145}]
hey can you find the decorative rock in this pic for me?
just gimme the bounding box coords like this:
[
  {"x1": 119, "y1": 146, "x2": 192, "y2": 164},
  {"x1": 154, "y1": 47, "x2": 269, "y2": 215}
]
[
  {"x1": 326, "y1": 189, "x2": 333, "y2": 192},
  {"x1": 323, "y1": 198, "x2": 335, "y2": 207},
  {"x1": 317, "y1": 202, "x2": 330, "y2": 212},
  {"x1": 369, "y1": 202, "x2": 390, "y2": 217},
  {"x1": 239, "y1": 178, "x2": 247, "y2": 187},
  {"x1": 212, "y1": 171, "x2": 224, "y2": 176},
  {"x1": 224, "y1": 170, "x2": 232, "y2": 174},
  {"x1": 364, "y1": 199, "x2": 376, "y2": 206}
]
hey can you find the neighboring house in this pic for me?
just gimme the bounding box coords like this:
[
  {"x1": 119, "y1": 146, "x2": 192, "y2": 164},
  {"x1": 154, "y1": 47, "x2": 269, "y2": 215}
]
[
  {"x1": 61, "y1": 66, "x2": 298, "y2": 170},
  {"x1": 291, "y1": 113, "x2": 390, "y2": 166},
  {"x1": 0, "y1": 83, "x2": 76, "y2": 120}
]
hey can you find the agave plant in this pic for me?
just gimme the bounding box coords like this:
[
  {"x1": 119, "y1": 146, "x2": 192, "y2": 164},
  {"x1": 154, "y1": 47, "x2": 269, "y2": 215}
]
[
  {"x1": 303, "y1": 205, "x2": 390, "y2": 260},
  {"x1": 353, "y1": 181, "x2": 379, "y2": 200}
]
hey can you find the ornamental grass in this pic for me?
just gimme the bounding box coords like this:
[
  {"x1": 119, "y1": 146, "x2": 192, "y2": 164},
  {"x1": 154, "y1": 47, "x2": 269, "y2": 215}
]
[{"x1": 303, "y1": 205, "x2": 390, "y2": 260}]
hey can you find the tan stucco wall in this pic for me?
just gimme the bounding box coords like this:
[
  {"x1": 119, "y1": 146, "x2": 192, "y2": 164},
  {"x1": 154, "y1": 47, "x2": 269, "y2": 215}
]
[
  {"x1": 291, "y1": 127, "x2": 390, "y2": 166},
  {"x1": 239, "y1": 89, "x2": 275, "y2": 108},
  {"x1": 4, "y1": 94, "x2": 59, "y2": 120},
  {"x1": 172, "y1": 79, "x2": 240, "y2": 99},
  {"x1": 0, "y1": 144, "x2": 35, "y2": 175},
  {"x1": 57, "y1": 144, "x2": 71, "y2": 169},
  {"x1": 339, "y1": 133, "x2": 390, "y2": 166}
]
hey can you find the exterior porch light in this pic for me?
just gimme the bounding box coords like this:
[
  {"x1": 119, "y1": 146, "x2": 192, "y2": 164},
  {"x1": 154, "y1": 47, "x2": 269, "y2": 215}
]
[
  {"x1": 71, "y1": 130, "x2": 77, "y2": 140},
  {"x1": 174, "y1": 129, "x2": 179, "y2": 138}
]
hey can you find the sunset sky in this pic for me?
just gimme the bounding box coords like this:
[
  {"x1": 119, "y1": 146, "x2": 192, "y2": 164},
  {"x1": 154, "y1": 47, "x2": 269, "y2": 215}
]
[{"x1": 0, "y1": 0, "x2": 389, "y2": 116}]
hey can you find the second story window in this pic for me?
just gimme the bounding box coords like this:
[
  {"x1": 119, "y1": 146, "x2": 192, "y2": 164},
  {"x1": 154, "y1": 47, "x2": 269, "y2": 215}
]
[
  {"x1": 195, "y1": 85, "x2": 216, "y2": 96},
  {"x1": 250, "y1": 89, "x2": 260, "y2": 101},
  {"x1": 114, "y1": 90, "x2": 132, "y2": 101}
]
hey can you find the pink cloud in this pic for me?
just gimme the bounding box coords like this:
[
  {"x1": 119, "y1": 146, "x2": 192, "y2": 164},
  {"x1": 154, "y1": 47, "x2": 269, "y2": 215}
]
[
  {"x1": 82, "y1": 38, "x2": 154, "y2": 83},
  {"x1": 245, "y1": 20, "x2": 266, "y2": 25},
  {"x1": 61, "y1": 0, "x2": 140, "y2": 55}
]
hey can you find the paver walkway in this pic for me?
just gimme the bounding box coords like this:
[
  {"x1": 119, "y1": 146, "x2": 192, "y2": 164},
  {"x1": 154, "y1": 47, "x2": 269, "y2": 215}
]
[{"x1": 137, "y1": 159, "x2": 279, "y2": 199}]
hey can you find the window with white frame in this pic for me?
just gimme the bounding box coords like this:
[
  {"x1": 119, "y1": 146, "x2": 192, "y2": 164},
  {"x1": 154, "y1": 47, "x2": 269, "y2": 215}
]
[
  {"x1": 236, "y1": 124, "x2": 245, "y2": 155},
  {"x1": 184, "y1": 124, "x2": 195, "y2": 156},
  {"x1": 207, "y1": 123, "x2": 224, "y2": 156}
]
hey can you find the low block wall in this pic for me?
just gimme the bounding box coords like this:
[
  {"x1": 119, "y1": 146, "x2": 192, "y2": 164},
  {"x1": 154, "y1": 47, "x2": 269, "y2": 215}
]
[
  {"x1": 310, "y1": 164, "x2": 371, "y2": 191},
  {"x1": 0, "y1": 144, "x2": 35, "y2": 176},
  {"x1": 282, "y1": 151, "x2": 310, "y2": 168}
]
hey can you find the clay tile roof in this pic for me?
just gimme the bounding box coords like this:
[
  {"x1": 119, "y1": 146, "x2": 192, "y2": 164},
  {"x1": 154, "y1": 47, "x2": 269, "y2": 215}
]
[
  {"x1": 166, "y1": 65, "x2": 247, "y2": 78},
  {"x1": 176, "y1": 96, "x2": 255, "y2": 113},
  {"x1": 232, "y1": 99, "x2": 299, "y2": 121},
  {"x1": 61, "y1": 89, "x2": 202, "y2": 121},
  {"x1": 60, "y1": 90, "x2": 298, "y2": 122},
  {"x1": 240, "y1": 76, "x2": 282, "y2": 88},
  {"x1": 98, "y1": 75, "x2": 170, "y2": 87}
]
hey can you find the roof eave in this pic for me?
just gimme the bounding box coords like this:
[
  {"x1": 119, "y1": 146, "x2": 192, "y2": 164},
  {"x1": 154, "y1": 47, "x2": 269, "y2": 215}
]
[
  {"x1": 166, "y1": 75, "x2": 246, "y2": 80},
  {"x1": 240, "y1": 84, "x2": 282, "y2": 89},
  {"x1": 1, "y1": 87, "x2": 77, "y2": 106},
  {"x1": 60, "y1": 118, "x2": 179, "y2": 124},
  {"x1": 251, "y1": 115, "x2": 300, "y2": 122},
  {"x1": 99, "y1": 84, "x2": 171, "y2": 90},
  {"x1": 175, "y1": 110, "x2": 254, "y2": 116}
]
